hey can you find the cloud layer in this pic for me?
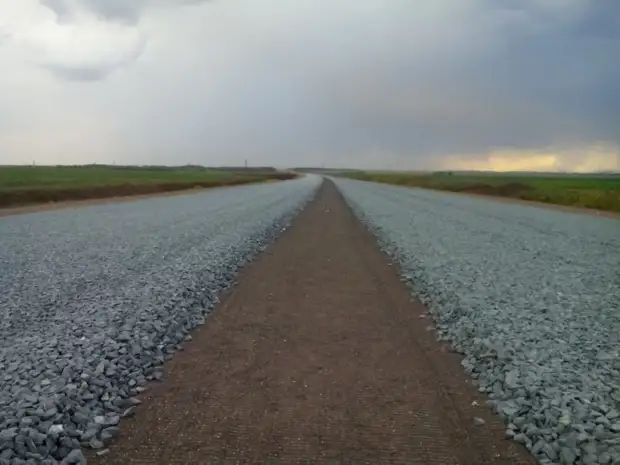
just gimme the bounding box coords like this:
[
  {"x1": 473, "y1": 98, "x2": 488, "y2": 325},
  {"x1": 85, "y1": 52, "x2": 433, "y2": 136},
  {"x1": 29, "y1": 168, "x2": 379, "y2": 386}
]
[{"x1": 1, "y1": 0, "x2": 618, "y2": 171}]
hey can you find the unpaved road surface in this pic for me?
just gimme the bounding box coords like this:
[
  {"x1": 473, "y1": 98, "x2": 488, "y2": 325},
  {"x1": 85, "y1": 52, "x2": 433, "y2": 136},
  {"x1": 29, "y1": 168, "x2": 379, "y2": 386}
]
[{"x1": 93, "y1": 180, "x2": 532, "y2": 465}]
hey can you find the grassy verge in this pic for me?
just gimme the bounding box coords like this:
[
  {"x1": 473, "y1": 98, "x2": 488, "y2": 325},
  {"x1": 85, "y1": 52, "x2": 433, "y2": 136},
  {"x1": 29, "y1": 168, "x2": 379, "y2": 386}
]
[
  {"x1": 341, "y1": 171, "x2": 620, "y2": 213},
  {"x1": 0, "y1": 165, "x2": 297, "y2": 208}
]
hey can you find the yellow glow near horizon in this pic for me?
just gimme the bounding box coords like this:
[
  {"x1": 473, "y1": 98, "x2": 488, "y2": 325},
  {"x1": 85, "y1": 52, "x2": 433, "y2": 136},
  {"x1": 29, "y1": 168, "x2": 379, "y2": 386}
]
[{"x1": 442, "y1": 146, "x2": 620, "y2": 172}]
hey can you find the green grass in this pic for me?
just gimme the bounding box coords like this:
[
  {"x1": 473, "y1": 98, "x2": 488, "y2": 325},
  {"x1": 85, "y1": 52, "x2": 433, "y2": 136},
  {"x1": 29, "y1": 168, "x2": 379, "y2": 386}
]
[
  {"x1": 0, "y1": 165, "x2": 295, "y2": 208},
  {"x1": 0, "y1": 165, "x2": 240, "y2": 190},
  {"x1": 341, "y1": 171, "x2": 620, "y2": 213}
]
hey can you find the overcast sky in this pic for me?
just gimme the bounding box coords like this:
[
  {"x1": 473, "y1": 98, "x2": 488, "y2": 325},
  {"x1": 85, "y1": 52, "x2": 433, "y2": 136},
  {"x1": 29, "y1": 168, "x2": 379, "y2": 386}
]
[{"x1": 1, "y1": 0, "x2": 619, "y2": 171}]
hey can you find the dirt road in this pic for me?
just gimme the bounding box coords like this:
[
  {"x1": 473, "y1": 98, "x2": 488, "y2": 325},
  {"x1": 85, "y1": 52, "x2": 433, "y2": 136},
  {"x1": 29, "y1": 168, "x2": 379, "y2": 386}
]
[{"x1": 92, "y1": 180, "x2": 533, "y2": 465}]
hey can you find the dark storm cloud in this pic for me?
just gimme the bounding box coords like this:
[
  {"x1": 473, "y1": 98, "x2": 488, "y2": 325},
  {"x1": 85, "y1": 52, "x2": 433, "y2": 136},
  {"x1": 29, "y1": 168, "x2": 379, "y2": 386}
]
[
  {"x1": 3, "y1": 0, "x2": 619, "y2": 169},
  {"x1": 130, "y1": 0, "x2": 620, "y2": 168},
  {"x1": 242, "y1": 4, "x2": 615, "y2": 164},
  {"x1": 475, "y1": 1, "x2": 620, "y2": 148},
  {"x1": 116, "y1": 0, "x2": 619, "y2": 169},
  {"x1": 489, "y1": 0, "x2": 620, "y2": 39},
  {"x1": 291, "y1": 0, "x2": 620, "y2": 160},
  {"x1": 572, "y1": 3, "x2": 620, "y2": 39}
]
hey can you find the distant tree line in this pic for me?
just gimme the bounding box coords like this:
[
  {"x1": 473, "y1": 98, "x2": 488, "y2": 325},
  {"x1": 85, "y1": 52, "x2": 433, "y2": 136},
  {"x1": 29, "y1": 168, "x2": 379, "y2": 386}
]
[{"x1": 48, "y1": 164, "x2": 278, "y2": 173}]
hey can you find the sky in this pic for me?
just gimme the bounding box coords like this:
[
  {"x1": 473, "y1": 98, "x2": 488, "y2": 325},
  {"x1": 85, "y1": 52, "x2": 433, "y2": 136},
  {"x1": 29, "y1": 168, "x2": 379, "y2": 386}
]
[{"x1": 0, "y1": 0, "x2": 619, "y2": 172}]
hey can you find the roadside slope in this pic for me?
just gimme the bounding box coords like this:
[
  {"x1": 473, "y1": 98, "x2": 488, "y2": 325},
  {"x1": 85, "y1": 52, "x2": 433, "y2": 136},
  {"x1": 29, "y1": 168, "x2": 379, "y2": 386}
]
[{"x1": 92, "y1": 180, "x2": 533, "y2": 465}]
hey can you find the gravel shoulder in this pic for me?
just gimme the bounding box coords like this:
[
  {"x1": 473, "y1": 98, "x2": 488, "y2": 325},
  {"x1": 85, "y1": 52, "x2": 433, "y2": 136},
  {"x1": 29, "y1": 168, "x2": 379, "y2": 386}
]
[
  {"x1": 0, "y1": 177, "x2": 320, "y2": 464},
  {"x1": 334, "y1": 178, "x2": 620, "y2": 465},
  {"x1": 91, "y1": 180, "x2": 533, "y2": 465}
]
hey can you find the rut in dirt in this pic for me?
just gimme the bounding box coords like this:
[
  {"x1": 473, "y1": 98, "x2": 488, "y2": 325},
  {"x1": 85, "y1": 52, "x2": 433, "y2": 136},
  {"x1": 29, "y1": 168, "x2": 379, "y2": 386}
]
[{"x1": 92, "y1": 179, "x2": 533, "y2": 465}]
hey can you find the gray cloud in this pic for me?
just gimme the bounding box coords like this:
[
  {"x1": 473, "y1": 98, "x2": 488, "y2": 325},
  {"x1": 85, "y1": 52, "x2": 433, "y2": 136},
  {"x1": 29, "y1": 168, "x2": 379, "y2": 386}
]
[
  {"x1": 42, "y1": 41, "x2": 145, "y2": 81},
  {"x1": 40, "y1": 0, "x2": 210, "y2": 24},
  {"x1": 38, "y1": 0, "x2": 64, "y2": 11},
  {"x1": 32, "y1": 0, "x2": 210, "y2": 81},
  {"x1": 181, "y1": 0, "x2": 620, "y2": 165},
  {"x1": 2, "y1": 0, "x2": 619, "y2": 170},
  {"x1": 39, "y1": 0, "x2": 74, "y2": 22},
  {"x1": 78, "y1": 0, "x2": 147, "y2": 24},
  {"x1": 39, "y1": 0, "x2": 146, "y2": 24},
  {"x1": 44, "y1": 65, "x2": 111, "y2": 81}
]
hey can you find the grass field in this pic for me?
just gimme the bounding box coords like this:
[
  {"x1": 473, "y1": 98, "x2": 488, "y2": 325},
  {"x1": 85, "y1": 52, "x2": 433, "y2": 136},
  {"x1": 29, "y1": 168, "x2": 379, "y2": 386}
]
[
  {"x1": 0, "y1": 165, "x2": 296, "y2": 208},
  {"x1": 341, "y1": 171, "x2": 620, "y2": 213}
]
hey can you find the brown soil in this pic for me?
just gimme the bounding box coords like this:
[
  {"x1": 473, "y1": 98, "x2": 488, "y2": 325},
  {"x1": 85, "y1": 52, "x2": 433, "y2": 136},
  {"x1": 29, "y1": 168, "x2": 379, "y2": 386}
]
[
  {"x1": 442, "y1": 189, "x2": 620, "y2": 219},
  {"x1": 0, "y1": 175, "x2": 295, "y2": 218},
  {"x1": 458, "y1": 182, "x2": 531, "y2": 198},
  {"x1": 91, "y1": 180, "x2": 534, "y2": 465}
]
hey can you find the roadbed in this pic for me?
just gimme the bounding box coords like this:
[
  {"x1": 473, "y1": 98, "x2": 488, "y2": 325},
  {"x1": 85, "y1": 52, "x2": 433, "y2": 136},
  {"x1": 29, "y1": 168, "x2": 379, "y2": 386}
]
[{"x1": 92, "y1": 180, "x2": 534, "y2": 465}]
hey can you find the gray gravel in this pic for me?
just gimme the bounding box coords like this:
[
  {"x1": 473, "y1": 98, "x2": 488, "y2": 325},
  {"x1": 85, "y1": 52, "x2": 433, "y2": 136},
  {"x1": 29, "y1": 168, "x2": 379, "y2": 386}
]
[
  {"x1": 333, "y1": 178, "x2": 620, "y2": 465},
  {"x1": 0, "y1": 175, "x2": 321, "y2": 464}
]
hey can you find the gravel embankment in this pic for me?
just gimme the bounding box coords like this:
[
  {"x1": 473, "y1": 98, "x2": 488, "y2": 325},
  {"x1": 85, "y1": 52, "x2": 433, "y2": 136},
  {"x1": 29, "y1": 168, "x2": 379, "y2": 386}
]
[
  {"x1": 0, "y1": 175, "x2": 321, "y2": 465},
  {"x1": 333, "y1": 178, "x2": 620, "y2": 465}
]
